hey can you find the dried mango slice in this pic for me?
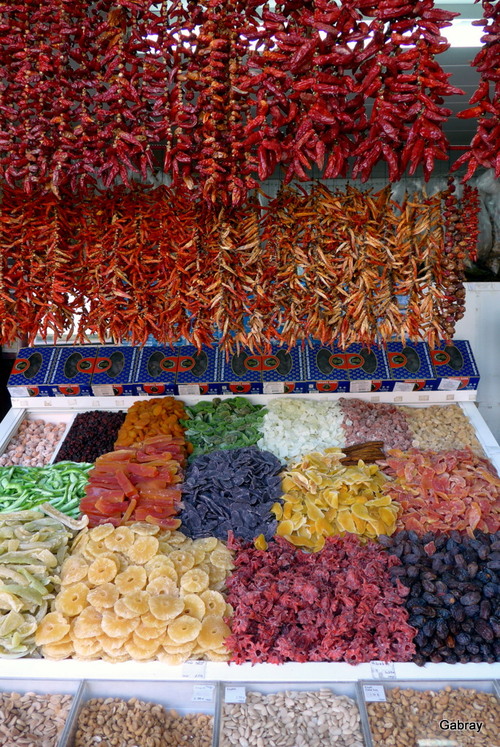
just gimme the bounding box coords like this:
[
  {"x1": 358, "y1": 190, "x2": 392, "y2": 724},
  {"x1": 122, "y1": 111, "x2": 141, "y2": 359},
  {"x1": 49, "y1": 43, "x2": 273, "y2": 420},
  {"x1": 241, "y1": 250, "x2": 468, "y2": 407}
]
[
  {"x1": 35, "y1": 612, "x2": 70, "y2": 645},
  {"x1": 87, "y1": 583, "x2": 119, "y2": 611},
  {"x1": 168, "y1": 615, "x2": 201, "y2": 644}
]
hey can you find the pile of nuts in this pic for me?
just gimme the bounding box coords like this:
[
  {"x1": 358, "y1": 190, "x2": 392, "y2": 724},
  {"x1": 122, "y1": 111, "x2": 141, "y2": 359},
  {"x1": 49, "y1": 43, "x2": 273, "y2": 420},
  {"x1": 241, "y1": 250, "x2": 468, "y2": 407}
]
[
  {"x1": 0, "y1": 420, "x2": 66, "y2": 466},
  {"x1": 367, "y1": 686, "x2": 500, "y2": 746},
  {"x1": 221, "y1": 689, "x2": 365, "y2": 747},
  {"x1": 74, "y1": 697, "x2": 213, "y2": 747},
  {"x1": 0, "y1": 691, "x2": 73, "y2": 746}
]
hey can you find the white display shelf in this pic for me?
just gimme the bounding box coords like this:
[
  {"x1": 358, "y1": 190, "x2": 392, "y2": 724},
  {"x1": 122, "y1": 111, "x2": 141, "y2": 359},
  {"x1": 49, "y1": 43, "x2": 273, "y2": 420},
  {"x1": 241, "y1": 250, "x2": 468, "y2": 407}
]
[{"x1": 1, "y1": 395, "x2": 499, "y2": 684}]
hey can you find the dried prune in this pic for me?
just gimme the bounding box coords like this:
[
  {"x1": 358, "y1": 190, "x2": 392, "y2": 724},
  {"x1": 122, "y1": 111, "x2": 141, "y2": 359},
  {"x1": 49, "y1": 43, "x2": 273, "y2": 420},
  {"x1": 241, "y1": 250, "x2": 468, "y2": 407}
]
[{"x1": 460, "y1": 591, "x2": 481, "y2": 606}]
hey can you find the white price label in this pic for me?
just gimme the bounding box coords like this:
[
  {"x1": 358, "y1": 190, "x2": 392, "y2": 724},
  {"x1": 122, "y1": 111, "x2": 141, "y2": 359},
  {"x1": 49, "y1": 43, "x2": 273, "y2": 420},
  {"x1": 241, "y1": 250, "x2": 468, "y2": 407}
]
[
  {"x1": 182, "y1": 660, "x2": 206, "y2": 679},
  {"x1": 363, "y1": 685, "x2": 386, "y2": 702},
  {"x1": 370, "y1": 660, "x2": 396, "y2": 679},
  {"x1": 92, "y1": 385, "x2": 114, "y2": 396},
  {"x1": 263, "y1": 382, "x2": 285, "y2": 394},
  {"x1": 178, "y1": 384, "x2": 202, "y2": 396},
  {"x1": 393, "y1": 381, "x2": 416, "y2": 392},
  {"x1": 192, "y1": 685, "x2": 215, "y2": 703},
  {"x1": 350, "y1": 379, "x2": 372, "y2": 393},
  {"x1": 225, "y1": 686, "x2": 246, "y2": 704},
  {"x1": 438, "y1": 378, "x2": 460, "y2": 391}
]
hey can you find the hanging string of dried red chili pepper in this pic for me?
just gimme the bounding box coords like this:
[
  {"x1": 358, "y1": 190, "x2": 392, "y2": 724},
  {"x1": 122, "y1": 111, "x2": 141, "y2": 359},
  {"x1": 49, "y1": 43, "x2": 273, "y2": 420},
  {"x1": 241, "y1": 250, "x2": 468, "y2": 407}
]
[{"x1": 454, "y1": 0, "x2": 500, "y2": 180}]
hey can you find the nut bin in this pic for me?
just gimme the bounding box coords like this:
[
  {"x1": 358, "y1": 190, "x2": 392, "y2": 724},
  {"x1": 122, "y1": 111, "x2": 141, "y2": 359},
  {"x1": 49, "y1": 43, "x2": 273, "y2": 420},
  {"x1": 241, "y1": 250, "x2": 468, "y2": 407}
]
[
  {"x1": 59, "y1": 679, "x2": 219, "y2": 747},
  {"x1": 357, "y1": 680, "x2": 500, "y2": 747},
  {"x1": 219, "y1": 682, "x2": 367, "y2": 747},
  {"x1": 0, "y1": 677, "x2": 82, "y2": 747}
]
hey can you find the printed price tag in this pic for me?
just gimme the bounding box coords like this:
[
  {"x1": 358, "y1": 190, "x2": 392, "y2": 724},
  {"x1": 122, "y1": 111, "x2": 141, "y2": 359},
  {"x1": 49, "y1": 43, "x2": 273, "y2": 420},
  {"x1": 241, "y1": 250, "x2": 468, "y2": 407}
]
[
  {"x1": 438, "y1": 378, "x2": 460, "y2": 391},
  {"x1": 182, "y1": 660, "x2": 206, "y2": 679},
  {"x1": 417, "y1": 741, "x2": 459, "y2": 746},
  {"x1": 363, "y1": 685, "x2": 386, "y2": 702},
  {"x1": 350, "y1": 380, "x2": 372, "y2": 393},
  {"x1": 192, "y1": 685, "x2": 215, "y2": 703},
  {"x1": 225, "y1": 686, "x2": 246, "y2": 704},
  {"x1": 92, "y1": 385, "x2": 114, "y2": 396},
  {"x1": 370, "y1": 660, "x2": 396, "y2": 679},
  {"x1": 178, "y1": 384, "x2": 201, "y2": 396},
  {"x1": 263, "y1": 382, "x2": 285, "y2": 395},
  {"x1": 393, "y1": 381, "x2": 416, "y2": 392}
]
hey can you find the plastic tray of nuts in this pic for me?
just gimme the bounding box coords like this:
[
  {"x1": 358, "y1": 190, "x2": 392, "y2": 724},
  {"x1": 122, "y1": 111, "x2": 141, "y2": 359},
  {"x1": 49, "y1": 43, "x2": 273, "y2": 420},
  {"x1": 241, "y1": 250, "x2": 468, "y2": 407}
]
[
  {"x1": 357, "y1": 679, "x2": 500, "y2": 747},
  {"x1": 218, "y1": 681, "x2": 368, "y2": 747},
  {"x1": 58, "y1": 679, "x2": 219, "y2": 747},
  {"x1": 0, "y1": 677, "x2": 82, "y2": 747}
]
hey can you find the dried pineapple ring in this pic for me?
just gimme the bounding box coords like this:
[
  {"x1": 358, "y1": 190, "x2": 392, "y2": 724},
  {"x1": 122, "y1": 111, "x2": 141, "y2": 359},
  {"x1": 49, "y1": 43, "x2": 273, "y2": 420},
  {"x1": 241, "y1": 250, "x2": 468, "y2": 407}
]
[
  {"x1": 170, "y1": 550, "x2": 195, "y2": 574},
  {"x1": 191, "y1": 546, "x2": 206, "y2": 565},
  {"x1": 125, "y1": 639, "x2": 158, "y2": 661},
  {"x1": 54, "y1": 583, "x2": 89, "y2": 617},
  {"x1": 114, "y1": 598, "x2": 142, "y2": 620},
  {"x1": 89, "y1": 524, "x2": 115, "y2": 542},
  {"x1": 104, "y1": 526, "x2": 134, "y2": 552},
  {"x1": 100, "y1": 634, "x2": 129, "y2": 655},
  {"x1": 209, "y1": 548, "x2": 234, "y2": 570},
  {"x1": 147, "y1": 564, "x2": 178, "y2": 584},
  {"x1": 168, "y1": 531, "x2": 189, "y2": 546},
  {"x1": 115, "y1": 566, "x2": 147, "y2": 595},
  {"x1": 195, "y1": 537, "x2": 218, "y2": 552},
  {"x1": 60, "y1": 556, "x2": 89, "y2": 585},
  {"x1": 101, "y1": 611, "x2": 139, "y2": 639},
  {"x1": 168, "y1": 615, "x2": 201, "y2": 644},
  {"x1": 200, "y1": 590, "x2": 226, "y2": 618},
  {"x1": 197, "y1": 615, "x2": 231, "y2": 650},
  {"x1": 87, "y1": 556, "x2": 118, "y2": 585},
  {"x1": 162, "y1": 633, "x2": 196, "y2": 654},
  {"x1": 149, "y1": 595, "x2": 184, "y2": 622},
  {"x1": 158, "y1": 651, "x2": 191, "y2": 665},
  {"x1": 84, "y1": 538, "x2": 111, "y2": 558},
  {"x1": 72, "y1": 607, "x2": 103, "y2": 638},
  {"x1": 127, "y1": 535, "x2": 159, "y2": 564},
  {"x1": 87, "y1": 583, "x2": 119, "y2": 611},
  {"x1": 180, "y1": 568, "x2": 209, "y2": 593},
  {"x1": 41, "y1": 641, "x2": 74, "y2": 660},
  {"x1": 181, "y1": 594, "x2": 205, "y2": 621},
  {"x1": 208, "y1": 565, "x2": 228, "y2": 587},
  {"x1": 122, "y1": 591, "x2": 150, "y2": 616},
  {"x1": 204, "y1": 648, "x2": 231, "y2": 661},
  {"x1": 35, "y1": 612, "x2": 70, "y2": 645},
  {"x1": 73, "y1": 637, "x2": 102, "y2": 658},
  {"x1": 141, "y1": 612, "x2": 166, "y2": 629},
  {"x1": 146, "y1": 576, "x2": 178, "y2": 596},
  {"x1": 128, "y1": 522, "x2": 160, "y2": 536},
  {"x1": 134, "y1": 623, "x2": 165, "y2": 641},
  {"x1": 132, "y1": 631, "x2": 164, "y2": 650}
]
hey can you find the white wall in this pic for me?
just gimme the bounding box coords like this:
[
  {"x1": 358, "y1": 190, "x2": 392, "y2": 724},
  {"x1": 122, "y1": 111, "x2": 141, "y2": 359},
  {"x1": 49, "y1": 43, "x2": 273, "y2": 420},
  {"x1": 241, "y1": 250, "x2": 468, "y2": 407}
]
[{"x1": 455, "y1": 283, "x2": 500, "y2": 441}]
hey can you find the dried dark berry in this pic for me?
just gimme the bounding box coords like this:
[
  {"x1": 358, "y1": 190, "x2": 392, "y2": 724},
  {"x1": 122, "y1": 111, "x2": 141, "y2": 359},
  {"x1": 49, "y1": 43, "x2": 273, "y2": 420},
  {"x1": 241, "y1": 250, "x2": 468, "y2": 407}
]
[
  {"x1": 475, "y1": 620, "x2": 494, "y2": 642},
  {"x1": 459, "y1": 591, "x2": 481, "y2": 606},
  {"x1": 479, "y1": 600, "x2": 491, "y2": 620},
  {"x1": 467, "y1": 562, "x2": 478, "y2": 577},
  {"x1": 487, "y1": 560, "x2": 500, "y2": 571}
]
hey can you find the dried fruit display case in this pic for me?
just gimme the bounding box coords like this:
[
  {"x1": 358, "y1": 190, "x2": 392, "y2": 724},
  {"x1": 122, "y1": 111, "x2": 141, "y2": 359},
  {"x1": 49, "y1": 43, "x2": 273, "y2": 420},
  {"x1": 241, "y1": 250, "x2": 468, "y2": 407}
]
[
  {"x1": 58, "y1": 679, "x2": 219, "y2": 747},
  {"x1": 0, "y1": 391, "x2": 499, "y2": 685},
  {"x1": 0, "y1": 678, "x2": 82, "y2": 747},
  {"x1": 357, "y1": 679, "x2": 500, "y2": 747}
]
